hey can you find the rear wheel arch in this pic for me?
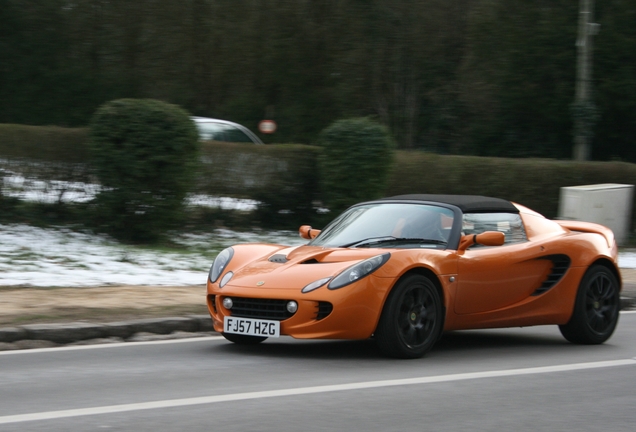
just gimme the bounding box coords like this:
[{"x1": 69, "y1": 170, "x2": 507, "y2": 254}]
[
  {"x1": 559, "y1": 263, "x2": 620, "y2": 344},
  {"x1": 591, "y1": 258, "x2": 622, "y2": 289}
]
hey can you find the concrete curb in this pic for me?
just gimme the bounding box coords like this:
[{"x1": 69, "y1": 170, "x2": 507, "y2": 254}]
[
  {"x1": 1, "y1": 294, "x2": 634, "y2": 350},
  {"x1": 620, "y1": 282, "x2": 636, "y2": 311},
  {"x1": 621, "y1": 296, "x2": 636, "y2": 311},
  {"x1": 2, "y1": 298, "x2": 636, "y2": 350},
  {"x1": 0, "y1": 315, "x2": 215, "y2": 346}
]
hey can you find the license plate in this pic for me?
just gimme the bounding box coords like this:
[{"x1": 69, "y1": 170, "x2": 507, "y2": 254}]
[{"x1": 223, "y1": 316, "x2": 280, "y2": 337}]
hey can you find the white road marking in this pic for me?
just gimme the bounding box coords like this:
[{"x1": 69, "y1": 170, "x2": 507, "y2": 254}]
[
  {"x1": 1, "y1": 358, "x2": 634, "y2": 425},
  {"x1": 621, "y1": 310, "x2": 636, "y2": 314},
  {"x1": 0, "y1": 336, "x2": 224, "y2": 356}
]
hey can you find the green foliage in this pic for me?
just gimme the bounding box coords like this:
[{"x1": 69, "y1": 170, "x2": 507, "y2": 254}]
[
  {"x1": 317, "y1": 118, "x2": 395, "y2": 215},
  {"x1": 0, "y1": 0, "x2": 106, "y2": 126},
  {"x1": 594, "y1": 1, "x2": 636, "y2": 161},
  {"x1": 2, "y1": 1, "x2": 636, "y2": 163},
  {"x1": 0, "y1": 120, "x2": 636, "y2": 240},
  {"x1": 88, "y1": 99, "x2": 199, "y2": 242},
  {"x1": 0, "y1": 124, "x2": 92, "y2": 202},
  {"x1": 4, "y1": 122, "x2": 636, "y2": 238},
  {"x1": 0, "y1": 124, "x2": 89, "y2": 163},
  {"x1": 198, "y1": 141, "x2": 321, "y2": 227},
  {"x1": 386, "y1": 151, "x2": 636, "y2": 229},
  {"x1": 251, "y1": 144, "x2": 321, "y2": 227},
  {"x1": 461, "y1": 0, "x2": 578, "y2": 158}
]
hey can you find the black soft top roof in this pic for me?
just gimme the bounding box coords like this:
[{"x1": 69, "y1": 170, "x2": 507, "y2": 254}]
[{"x1": 377, "y1": 194, "x2": 519, "y2": 213}]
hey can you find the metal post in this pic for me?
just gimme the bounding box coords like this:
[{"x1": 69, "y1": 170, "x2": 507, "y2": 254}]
[{"x1": 573, "y1": 0, "x2": 598, "y2": 161}]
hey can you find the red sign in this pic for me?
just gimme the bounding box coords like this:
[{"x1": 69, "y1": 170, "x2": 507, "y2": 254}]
[{"x1": 258, "y1": 120, "x2": 277, "y2": 134}]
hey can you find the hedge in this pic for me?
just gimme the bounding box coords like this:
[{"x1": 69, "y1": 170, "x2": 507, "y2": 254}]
[
  {"x1": 198, "y1": 141, "x2": 320, "y2": 225},
  {"x1": 0, "y1": 124, "x2": 92, "y2": 202},
  {"x1": 0, "y1": 124, "x2": 89, "y2": 163},
  {"x1": 386, "y1": 152, "x2": 636, "y2": 224},
  {"x1": 2, "y1": 123, "x2": 636, "y2": 234}
]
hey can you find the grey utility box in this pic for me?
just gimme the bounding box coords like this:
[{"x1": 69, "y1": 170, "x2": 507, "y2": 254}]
[{"x1": 558, "y1": 183, "x2": 634, "y2": 245}]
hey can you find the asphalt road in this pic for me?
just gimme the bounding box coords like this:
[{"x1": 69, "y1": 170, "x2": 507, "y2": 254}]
[{"x1": 1, "y1": 312, "x2": 636, "y2": 432}]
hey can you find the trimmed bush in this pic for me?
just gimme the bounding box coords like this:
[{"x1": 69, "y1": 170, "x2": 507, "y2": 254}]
[
  {"x1": 88, "y1": 99, "x2": 199, "y2": 241},
  {"x1": 317, "y1": 118, "x2": 395, "y2": 215}
]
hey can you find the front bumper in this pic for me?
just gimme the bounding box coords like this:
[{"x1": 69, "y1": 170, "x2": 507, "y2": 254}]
[{"x1": 207, "y1": 275, "x2": 392, "y2": 340}]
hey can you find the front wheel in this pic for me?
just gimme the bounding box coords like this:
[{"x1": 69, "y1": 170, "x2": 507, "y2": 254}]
[
  {"x1": 375, "y1": 274, "x2": 444, "y2": 359},
  {"x1": 222, "y1": 332, "x2": 267, "y2": 345},
  {"x1": 559, "y1": 265, "x2": 620, "y2": 344}
]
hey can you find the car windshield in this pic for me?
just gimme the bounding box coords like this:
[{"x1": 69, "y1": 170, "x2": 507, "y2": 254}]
[{"x1": 309, "y1": 203, "x2": 455, "y2": 248}]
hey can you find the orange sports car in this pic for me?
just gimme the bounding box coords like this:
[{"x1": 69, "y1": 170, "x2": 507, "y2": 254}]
[{"x1": 206, "y1": 194, "x2": 621, "y2": 358}]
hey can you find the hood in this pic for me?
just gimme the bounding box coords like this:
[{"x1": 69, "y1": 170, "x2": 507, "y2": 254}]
[{"x1": 226, "y1": 245, "x2": 386, "y2": 290}]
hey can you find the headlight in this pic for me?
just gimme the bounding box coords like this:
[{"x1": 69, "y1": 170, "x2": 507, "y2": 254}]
[
  {"x1": 209, "y1": 247, "x2": 234, "y2": 283},
  {"x1": 302, "y1": 277, "x2": 331, "y2": 293},
  {"x1": 328, "y1": 253, "x2": 390, "y2": 290}
]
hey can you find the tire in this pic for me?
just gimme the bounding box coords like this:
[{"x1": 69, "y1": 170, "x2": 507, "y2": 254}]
[
  {"x1": 375, "y1": 274, "x2": 444, "y2": 359},
  {"x1": 559, "y1": 265, "x2": 620, "y2": 344},
  {"x1": 222, "y1": 332, "x2": 267, "y2": 345}
]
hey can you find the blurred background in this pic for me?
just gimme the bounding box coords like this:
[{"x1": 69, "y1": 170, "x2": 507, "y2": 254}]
[
  {"x1": 2, "y1": 0, "x2": 636, "y2": 325},
  {"x1": 1, "y1": 0, "x2": 634, "y2": 159},
  {"x1": 1, "y1": 0, "x2": 636, "y2": 243}
]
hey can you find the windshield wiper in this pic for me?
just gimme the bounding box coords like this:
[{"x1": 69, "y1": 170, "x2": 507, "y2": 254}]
[{"x1": 342, "y1": 237, "x2": 447, "y2": 248}]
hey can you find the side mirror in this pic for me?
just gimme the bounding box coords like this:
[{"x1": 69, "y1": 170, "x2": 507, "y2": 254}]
[
  {"x1": 299, "y1": 225, "x2": 321, "y2": 240},
  {"x1": 458, "y1": 231, "x2": 505, "y2": 251}
]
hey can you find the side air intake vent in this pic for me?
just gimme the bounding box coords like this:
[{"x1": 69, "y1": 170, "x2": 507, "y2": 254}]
[{"x1": 532, "y1": 254, "x2": 571, "y2": 296}]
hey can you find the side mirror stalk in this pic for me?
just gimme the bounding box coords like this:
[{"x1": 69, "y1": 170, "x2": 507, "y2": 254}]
[
  {"x1": 458, "y1": 231, "x2": 505, "y2": 251},
  {"x1": 299, "y1": 225, "x2": 321, "y2": 240}
]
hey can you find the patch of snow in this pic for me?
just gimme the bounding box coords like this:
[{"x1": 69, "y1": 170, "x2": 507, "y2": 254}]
[
  {"x1": 0, "y1": 224, "x2": 304, "y2": 287},
  {"x1": 2, "y1": 173, "x2": 260, "y2": 210},
  {"x1": 184, "y1": 195, "x2": 258, "y2": 211},
  {"x1": 0, "y1": 169, "x2": 308, "y2": 287},
  {"x1": 2, "y1": 174, "x2": 98, "y2": 203},
  {"x1": 1, "y1": 223, "x2": 636, "y2": 287},
  {"x1": 618, "y1": 252, "x2": 636, "y2": 269}
]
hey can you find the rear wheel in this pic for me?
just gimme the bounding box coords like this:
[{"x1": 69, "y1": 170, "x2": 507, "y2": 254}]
[
  {"x1": 375, "y1": 274, "x2": 443, "y2": 359},
  {"x1": 559, "y1": 265, "x2": 620, "y2": 344},
  {"x1": 222, "y1": 333, "x2": 267, "y2": 345}
]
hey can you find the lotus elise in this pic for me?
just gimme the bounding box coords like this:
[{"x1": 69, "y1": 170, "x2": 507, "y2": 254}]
[{"x1": 206, "y1": 194, "x2": 621, "y2": 358}]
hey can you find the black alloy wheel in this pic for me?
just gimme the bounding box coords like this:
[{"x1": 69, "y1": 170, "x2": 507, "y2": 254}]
[
  {"x1": 375, "y1": 274, "x2": 443, "y2": 359},
  {"x1": 559, "y1": 265, "x2": 620, "y2": 344}
]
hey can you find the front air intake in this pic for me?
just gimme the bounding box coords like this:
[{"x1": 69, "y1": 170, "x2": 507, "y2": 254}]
[
  {"x1": 230, "y1": 298, "x2": 295, "y2": 320},
  {"x1": 208, "y1": 295, "x2": 217, "y2": 313}
]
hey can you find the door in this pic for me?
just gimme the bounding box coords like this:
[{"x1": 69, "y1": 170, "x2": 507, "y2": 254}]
[{"x1": 455, "y1": 243, "x2": 553, "y2": 314}]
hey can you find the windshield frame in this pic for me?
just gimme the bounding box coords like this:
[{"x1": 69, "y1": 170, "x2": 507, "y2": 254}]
[{"x1": 309, "y1": 200, "x2": 465, "y2": 250}]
